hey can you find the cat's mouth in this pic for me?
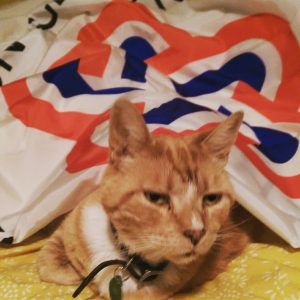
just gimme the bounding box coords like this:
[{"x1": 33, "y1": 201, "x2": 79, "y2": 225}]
[{"x1": 184, "y1": 250, "x2": 196, "y2": 257}]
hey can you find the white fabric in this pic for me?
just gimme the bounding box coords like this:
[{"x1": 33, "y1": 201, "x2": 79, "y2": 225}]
[{"x1": 0, "y1": 0, "x2": 299, "y2": 246}]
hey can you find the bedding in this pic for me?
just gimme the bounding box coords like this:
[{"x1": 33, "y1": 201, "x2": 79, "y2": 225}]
[
  {"x1": 1, "y1": 231, "x2": 300, "y2": 300},
  {"x1": 1, "y1": 0, "x2": 300, "y2": 299}
]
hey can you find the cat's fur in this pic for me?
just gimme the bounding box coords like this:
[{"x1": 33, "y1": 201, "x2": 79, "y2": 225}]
[{"x1": 38, "y1": 99, "x2": 251, "y2": 299}]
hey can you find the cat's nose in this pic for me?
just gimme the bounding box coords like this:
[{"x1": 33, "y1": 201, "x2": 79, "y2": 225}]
[{"x1": 183, "y1": 228, "x2": 206, "y2": 246}]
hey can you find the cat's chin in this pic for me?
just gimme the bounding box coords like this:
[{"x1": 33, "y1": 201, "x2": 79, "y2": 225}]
[
  {"x1": 171, "y1": 256, "x2": 199, "y2": 266},
  {"x1": 169, "y1": 241, "x2": 216, "y2": 266},
  {"x1": 168, "y1": 251, "x2": 202, "y2": 266}
]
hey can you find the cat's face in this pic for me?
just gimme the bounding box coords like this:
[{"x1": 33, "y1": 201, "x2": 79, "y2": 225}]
[{"x1": 101, "y1": 100, "x2": 243, "y2": 266}]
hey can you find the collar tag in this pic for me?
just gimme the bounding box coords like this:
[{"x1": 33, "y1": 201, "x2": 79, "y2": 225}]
[
  {"x1": 109, "y1": 275, "x2": 123, "y2": 300},
  {"x1": 108, "y1": 256, "x2": 134, "y2": 300}
]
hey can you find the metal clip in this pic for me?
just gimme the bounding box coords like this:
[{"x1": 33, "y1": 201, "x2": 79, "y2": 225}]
[
  {"x1": 113, "y1": 257, "x2": 134, "y2": 282},
  {"x1": 138, "y1": 270, "x2": 163, "y2": 287}
]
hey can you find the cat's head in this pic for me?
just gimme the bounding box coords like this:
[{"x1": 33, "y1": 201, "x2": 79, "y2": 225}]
[{"x1": 100, "y1": 100, "x2": 243, "y2": 266}]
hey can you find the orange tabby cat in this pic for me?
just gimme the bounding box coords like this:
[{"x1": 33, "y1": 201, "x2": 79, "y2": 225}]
[{"x1": 38, "y1": 99, "x2": 250, "y2": 299}]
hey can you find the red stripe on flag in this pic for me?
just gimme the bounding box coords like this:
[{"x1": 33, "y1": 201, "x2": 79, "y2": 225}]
[
  {"x1": 51, "y1": 2, "x2": 300, "y2": 123},
  {"x1": 1, "y1": 79, "x2": 146, "y2": 172}
]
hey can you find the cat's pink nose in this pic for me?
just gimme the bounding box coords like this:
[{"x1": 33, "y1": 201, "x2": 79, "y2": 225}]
[{"x1": 183, "y1": 228, "x2": 206, "y2": 246}]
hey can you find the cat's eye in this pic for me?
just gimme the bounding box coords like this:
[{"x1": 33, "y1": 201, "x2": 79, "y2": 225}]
[
  {"x1": 144, "y1": 191, "x2": 170, "y2": 205},
  {"x1": 203, "y1": 193, "x2": 222, "y2": 205}
]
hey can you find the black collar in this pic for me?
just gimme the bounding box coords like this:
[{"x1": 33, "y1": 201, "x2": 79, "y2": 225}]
[{"x1": 111, "y1": 223, "x2": 168, "y2": 282}]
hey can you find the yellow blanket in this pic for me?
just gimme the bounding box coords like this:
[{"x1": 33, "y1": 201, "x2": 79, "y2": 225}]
[{"x1": 1, "y1": 231, "x2": 300, "y2": 300}]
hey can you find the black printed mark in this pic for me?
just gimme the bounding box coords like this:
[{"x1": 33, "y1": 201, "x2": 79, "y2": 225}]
[
  {"x1": 132, "y1": 0, "x2": 184, "y2": 10},
  {"x1": 5, "y1": 41, "x2": 25, "y2": 52},
  {"x1": 154, "y1": 0, "x2": 165, "y2": 10},
  {"x1": 1, "y1": 237, "x2": 14, "y2": 244},
  {"x1": 0, "y1": 41, "x2": 26, "y2": 83},
  {"x1": 0, "y1": 227, "x2": 14, "y2": 244},
  {"x1": 54, "y1": 0, "x2": 65, "y2": 5},
  {"x1": 28, "y1": 4, "x2": 58, "y2": 30},
  {"x1": 37, "y1": 4, "x2": 58, "y2": 30},
  {"x1": 0, "y1": 59, "x2": 12, "y2": 71},
  {"x1": 132, "y1": 0, "x2": 166, "y2": 10}
]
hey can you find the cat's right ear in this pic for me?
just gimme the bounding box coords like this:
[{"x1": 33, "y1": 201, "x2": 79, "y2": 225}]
[
  {"x1": 109, "y1": 100, "x2": 150, "y2": 163},
  {"x1": 193, "y1": 111, "x2": 243, "y2": 167},
  {"x1": 187, "y1": 111, "x2": 244, "y2": 167}
]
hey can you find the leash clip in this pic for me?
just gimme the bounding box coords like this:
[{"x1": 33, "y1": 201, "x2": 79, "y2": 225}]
[
  {"x1": 138, "y1": 269, "x2": 164, "y2": 288},
  {"x1": 113, "y1": 257, "x2": 134, "y2": 282}
]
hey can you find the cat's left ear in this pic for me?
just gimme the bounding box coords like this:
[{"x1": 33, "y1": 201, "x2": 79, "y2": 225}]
[
  {"x1": 200, "y1": 112, "x2": 244, "y2": 166},
  {"x1": 109, "y1": 99, "x2": 150, "y2": 163}
]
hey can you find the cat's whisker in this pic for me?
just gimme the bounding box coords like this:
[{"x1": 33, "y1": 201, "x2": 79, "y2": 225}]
[{"x1": 219, "y1": 217, "x2": 254, "y2": 233}]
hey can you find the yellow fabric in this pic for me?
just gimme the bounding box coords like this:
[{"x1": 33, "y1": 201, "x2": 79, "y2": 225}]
[{"x1": 1, "y1": 233, "x2": 300, "y2": 300}]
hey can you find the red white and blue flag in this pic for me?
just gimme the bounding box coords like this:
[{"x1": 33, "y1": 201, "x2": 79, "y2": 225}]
[{"x1": 0, "y1": 0, "x2": 299, "y2": 246}]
